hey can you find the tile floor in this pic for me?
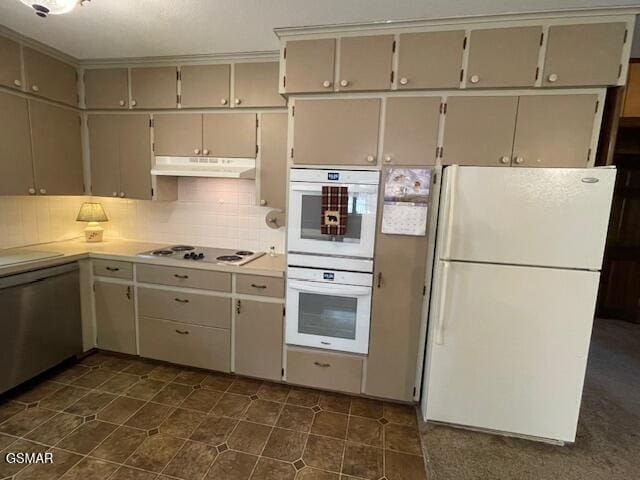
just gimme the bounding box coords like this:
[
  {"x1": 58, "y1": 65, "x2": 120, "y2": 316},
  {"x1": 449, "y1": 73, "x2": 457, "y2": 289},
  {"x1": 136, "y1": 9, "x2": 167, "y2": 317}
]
[{"x1": 0, "y1": 352, "x2": 427, "y2": 480}]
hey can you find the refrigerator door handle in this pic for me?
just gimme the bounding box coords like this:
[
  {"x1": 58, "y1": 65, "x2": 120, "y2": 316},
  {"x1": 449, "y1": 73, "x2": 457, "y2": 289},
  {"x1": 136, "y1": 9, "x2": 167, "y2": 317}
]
[
  {"x1": 434, "y1": 262, "x2": 450, "y2": 345},
  {"x1": 443, "y1": 165, "x2": 458, "y2": 259}
]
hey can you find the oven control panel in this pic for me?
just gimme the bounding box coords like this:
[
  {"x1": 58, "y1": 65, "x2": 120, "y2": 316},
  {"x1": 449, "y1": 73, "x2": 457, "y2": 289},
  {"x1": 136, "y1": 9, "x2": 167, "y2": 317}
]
[{"x1": 288, "y1": 267, "x2": 372, "y2": 286}]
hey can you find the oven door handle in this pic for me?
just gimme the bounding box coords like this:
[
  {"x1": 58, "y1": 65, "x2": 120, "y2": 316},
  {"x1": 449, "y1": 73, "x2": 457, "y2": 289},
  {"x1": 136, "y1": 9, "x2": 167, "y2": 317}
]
[
  {"x1": 290, "y1": 184, "x2": 378, "y2": 194},
  {"x1": 288, "y1": 280, "x2": 370, "y2": 297}
]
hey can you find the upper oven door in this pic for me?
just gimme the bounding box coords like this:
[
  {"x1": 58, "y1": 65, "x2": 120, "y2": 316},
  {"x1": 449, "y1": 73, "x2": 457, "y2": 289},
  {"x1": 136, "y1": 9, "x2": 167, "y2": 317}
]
[{"x1": 288, "y1": 182, "x2": 379, "y2": 258}]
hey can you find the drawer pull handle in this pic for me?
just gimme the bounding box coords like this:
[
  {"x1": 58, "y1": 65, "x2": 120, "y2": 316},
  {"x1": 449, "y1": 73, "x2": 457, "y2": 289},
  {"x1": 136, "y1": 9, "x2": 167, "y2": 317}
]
[
  {"x1": 314, "y1": 361, "x2": 331, "y2": 368},
  {"x1": 175, "y1": 329, "x2": 189, "y2": 335},
  {"x1": 250, "y1": 284, "x2": 267, "y2": 289},
  {"x1": 320, "y1": 341, "x2": 331, "y2": 345},
  {"x1": 105, "y1": 267, "x2": 120, "y2": 272},
  {"x1": 236, "y1": 300, "x2": 241, "y2": 314},
  {"x1": 174, "y1": 298, "x2": 189, "y2": 303},
  {"x1": 174, "y1": 274, "x2": 189, "y2": 279},
  {"x1": 126, "y1": 286, "x2": 132, "y2": 300}
]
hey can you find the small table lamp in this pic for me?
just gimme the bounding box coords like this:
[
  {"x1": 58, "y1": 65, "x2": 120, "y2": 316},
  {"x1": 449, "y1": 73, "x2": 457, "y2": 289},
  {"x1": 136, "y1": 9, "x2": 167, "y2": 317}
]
[{"x1": 76, "y1": 202, "x2": 109, "y2": 242}]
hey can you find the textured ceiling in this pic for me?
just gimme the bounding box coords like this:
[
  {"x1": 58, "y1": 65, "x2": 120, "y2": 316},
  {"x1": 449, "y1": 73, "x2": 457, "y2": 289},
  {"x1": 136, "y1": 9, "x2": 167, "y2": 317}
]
[{"x1": 0, "y1": 0, "x2": 637, "y2": 60}]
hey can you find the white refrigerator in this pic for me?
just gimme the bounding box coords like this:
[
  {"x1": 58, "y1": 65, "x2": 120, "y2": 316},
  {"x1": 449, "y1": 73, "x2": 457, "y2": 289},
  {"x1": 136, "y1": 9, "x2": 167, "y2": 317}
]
[{"x1": 421, "y1": 166, "x2": 616, "y2": 443}]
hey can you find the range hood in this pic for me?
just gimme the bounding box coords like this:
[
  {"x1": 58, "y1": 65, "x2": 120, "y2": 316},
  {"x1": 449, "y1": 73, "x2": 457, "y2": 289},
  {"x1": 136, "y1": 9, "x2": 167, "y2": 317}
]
[{"x1": 151, "y1": 156, "x2": 256, "y2": 179}]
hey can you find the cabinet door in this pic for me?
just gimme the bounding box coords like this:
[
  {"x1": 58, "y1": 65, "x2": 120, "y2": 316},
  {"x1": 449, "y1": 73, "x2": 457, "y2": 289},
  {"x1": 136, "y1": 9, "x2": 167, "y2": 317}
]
[
  {"x1": 180, "y1": 64, "x2": 230, "y2": 108},
  {"x1": 202, "y1": 113, "x2": 257, "y2": 158},
  {"x1": 382, "y1": 97, "x2": 441, "y2": 166},
  {"x1": 259, "y1": 113, "x2": 288, "y2": 209},
  {"x1": 89, "y1": 114, "x2": 120, "y2": 198},
  {"x1": 30, "y1": 101, "x2": 84, "y2": 195},
  {"x1": 235, "y1": 300, "x2": 283, "y2": 381},
  {"x1": 623, "y1": 62, "x2": 640, "y2": 117},
  {"x1": 293, "y1": 98, "x2": 380, "y2": 165},
  {"x1": 120, "y1": 114, "x2": 152, "y2": 199},
  {"x1": 442, "y1": 96, "x2": 518, "y2": 166},
  {"x1": 466, "y1": 27, "x2": 541, "y2": 88},
  {"x1": 512, "y1": 94, "x2": 597, "y2": 168},
  {"x1": 397, "y1": 31, "x2": 465, "y2": 89},
  {"x1": 338, "y1": 35, "x2": 394, "y2": 91},
  {"x1": 365, "y1": 169, "x2": 429, "y2": 401},
  {"x1": 0, "y1": 93, "x2": 34, "y2": 195},
  {"x1": 130, "y1": 66, "x2": 177, "y2": 109},
  {"x1": 543, "y1": 23, "x2": 627, "y2": 87},
  {"x1": 94, "y1": 281, "x2": 136, "y2": 355},
  {"x1": 0, "y1": 36, "x2": 22, "y2": 90},
  {"x1": 284, "y1": 39, "x2": 335, "y2": 93},
  {"x1": 153, "y1": 113, "x2": 202, "y2": 156},
  {"x1": 234, "y1": 62, "x2": 285, "y2": 107},
  {"x1": 23, "y1": 47, "x2": 77, "y2": 106},
  {"x1": 84, "y1": 68, "x2": 129, "y2": 109}
]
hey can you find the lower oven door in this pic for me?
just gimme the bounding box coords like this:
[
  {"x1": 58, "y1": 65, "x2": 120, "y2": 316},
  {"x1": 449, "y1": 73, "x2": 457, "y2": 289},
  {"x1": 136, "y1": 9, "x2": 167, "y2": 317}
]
[{"x1": 286, "y1": 279, "x2": 372, "y2": 354}]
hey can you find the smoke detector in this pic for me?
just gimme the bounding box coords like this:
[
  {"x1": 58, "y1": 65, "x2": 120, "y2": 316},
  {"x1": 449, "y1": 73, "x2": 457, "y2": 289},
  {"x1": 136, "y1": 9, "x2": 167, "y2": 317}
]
[{"x1": 19, "y1": 0, "x2": 90, "y2": 17}]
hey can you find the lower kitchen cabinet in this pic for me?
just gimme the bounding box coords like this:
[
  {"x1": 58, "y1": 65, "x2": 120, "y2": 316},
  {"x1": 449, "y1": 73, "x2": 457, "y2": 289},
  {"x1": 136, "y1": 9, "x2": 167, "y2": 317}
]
[
  {"x1": 94, "y1": 281, "x2": 136, "y2": 355},
  {"x1": 234, "y1": 300, "x2": 283, "y2": 381},
  {"x1": 286, "y1": 348, "x2": 363, "y2": 394},
  {"x1": 0, "y1": 92, "x2": 34, "y2": 195}
]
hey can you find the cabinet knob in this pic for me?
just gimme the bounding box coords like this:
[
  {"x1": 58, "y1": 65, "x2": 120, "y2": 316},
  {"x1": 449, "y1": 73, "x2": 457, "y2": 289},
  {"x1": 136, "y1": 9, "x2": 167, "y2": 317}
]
[
  {"x1": 366, "y1": 155, "x2": 375, "y2": 163},
  {"x1": 547, "y1": 73, "x2": 558, "y2": 83},
  {"x1": 220, "y1": 98, "x2": 228, "y2": 105},
  {"x1": 31, "y1": 84, "x2": 40, "y2": 92},
  {"x1": 112, "y1": 192, "x2": 118, "y2": 197},
  {"x1": 469, "y1": 75, "x2": 480, "y2": 84},
  {"x1": 39, "y1": 188, "x2": 46, "y2": 195},
  {"x1": 499, "y1": 156, "x2": 510, "y2": 165},
  {"x1": 514, "y1": 156, "x2": 524, "y2": 165},
  {"x1": 322, "y1": 80, "x2": 332, "y2": 88},
  {"x1": 340, "y1": 79, "x2": 350, "y2": 87},
  {"x1": 399, "y1": 77, "x2": 409, "y2": 85},
  {"x1": 131, "y1": 99, "x2": 137, "y2": 107},
  {"x1": 234, "y1": 98, "x2": 241, "y2": 105},
  {"x1": 260, "y1": 199, "x2": 267, "y2": 206},
  {"x1": 14, "y1": 79, "x2": 22, "y2": 87},
  {"x1": 28, "y1": 187, "x2": 36, "y2": 195},
  {"x1": 203, "y1": 149, "x2": 209, "y2": 155},
  {"x1": 119, "y1": 99, "x2": 126, "y2": 107},
  {"x1": 119, "y1": 192, "x2": 125, "y2": 198},
  {"x1": 384, "y1": 155, "x2": 392, "y2": 163},
  {"x1": 194, "y1": 148, "x2": 201, "y2": 155}
]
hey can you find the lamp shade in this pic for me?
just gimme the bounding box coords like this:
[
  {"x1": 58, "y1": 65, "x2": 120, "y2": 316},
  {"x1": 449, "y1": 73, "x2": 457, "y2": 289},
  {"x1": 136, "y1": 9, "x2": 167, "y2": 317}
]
[{"x1": 76, "y1": 202, "x2": 108, "y2": 223}]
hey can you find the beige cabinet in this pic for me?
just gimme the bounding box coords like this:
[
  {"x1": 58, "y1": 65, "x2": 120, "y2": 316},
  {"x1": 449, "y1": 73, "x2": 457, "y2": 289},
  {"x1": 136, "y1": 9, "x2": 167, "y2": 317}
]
[
  {"x1": 236, "y1": 274, "x2": 284, "y2": 298},
  {"x1": 130, "y1": 66, "x2": 177, "y2": 109},
  {"x1": 365, "y1": 168, "x2": 429, "y2": 401},
  {"x1": 234, "y1": 62, "x2": 285, "y2": 107},
  {"x1": 466, "y1": 27, "x2": 541, "y2": 88},
  {"x1": 293, "y1": 98, "x2": 380, "y2": 165},
  {"x1": 23, "y1": 47, "x2": 78, "y2": 106},
  {"x1": 30, "y1": 101, "x2": 84, "y2": 195},
  {"x1": 180, "y1": 64, "x2": 230, "y2": 108},
  {"x1": 382, "y1": 97, "x2": 441, "y2": 165},
  {"x1": 338, "y1": 35, "x2": 394, "y2": 91},
  {"x1": 153, "y1": 113, "x2": 202, "y2": 156},
  {"x1": 0, "y1": 92, "x2": 34, "y2": 195},
  {"x1": 84, "y1": 68, "x2": 129, "y2": 109},
  {"x1": 442, "y1": 96, "x2": 518, "y2": 167},
  {"x1": 92, "y1": 260, "x2": 133, "y2": 280},
  {"x1": 137, "y1": 264, "x2": 231, "y2": 291},
  {"x1": 397, "y1": 31, "x2": 465, "y2": 89},
  {"x1": 202, "y1": 113, "x2": 257, "y2": 158},
  {"x1": 234, "y1": 300, "x2": 283, "y2": 381},
  {"x1": 94, "y1": 281, "x2": 136, "y2": 355},
  {"x1": 284, "y1": 39, "x2": 335, "y2": 93},
  {"x1": 543, "y1": 23, "x2": 627, "y2": 87},
  {"x1": 89, "y1": 115, "x2": 120, "y2": 197},
  {"x1": 286, "y1": 348, "x2": 363, "y2": 394},
  {"x1": 0, "y1": 36, "x2": 22, "y2": 90},
  {"x1": 258, "y1": 112, "x2": 288, "y2": 209},
  {"x1": 512, "y1": 94, "x2": 597, "y2": 168}
]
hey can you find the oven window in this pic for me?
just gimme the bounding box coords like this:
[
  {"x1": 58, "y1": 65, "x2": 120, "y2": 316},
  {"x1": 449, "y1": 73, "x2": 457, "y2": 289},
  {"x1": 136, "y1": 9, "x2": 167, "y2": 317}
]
[
  {"x1": 298, "y1": 292, "x2": 357, "y2": 340},
  {"x1": 300, "y1": 193, "x2": 364, "y2": 243}
]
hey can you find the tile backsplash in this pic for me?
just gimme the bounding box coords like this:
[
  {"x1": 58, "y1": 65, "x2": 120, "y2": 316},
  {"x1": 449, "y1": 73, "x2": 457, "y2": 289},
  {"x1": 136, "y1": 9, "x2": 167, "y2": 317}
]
[{"x1": 0, "y1": 178, "x2": 285, "y2": 252}]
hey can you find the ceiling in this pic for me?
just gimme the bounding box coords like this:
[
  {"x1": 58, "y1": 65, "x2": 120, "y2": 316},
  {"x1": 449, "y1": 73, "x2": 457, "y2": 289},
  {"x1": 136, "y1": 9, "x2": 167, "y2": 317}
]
[{"x1": 0, "y1": 0, "x2": 638, "y2": 60}]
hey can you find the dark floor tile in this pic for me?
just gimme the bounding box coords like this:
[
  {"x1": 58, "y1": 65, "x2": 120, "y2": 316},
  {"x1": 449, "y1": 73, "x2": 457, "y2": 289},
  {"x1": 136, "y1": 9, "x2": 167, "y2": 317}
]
[
  {"x1": 152, "y1": 383, "x2": 192, "y2": 406},
  {"x1": 110, "y1": 465, "x2": 158, "y2": 480},
  {"x1": 174, "y1": 370, "x2": 207, "y2": 386},
  {"x1": 123, "y1": 359, "x2": 157, "y2": 376},
  {"x1": 190, "y1": 415, "x2": 237, "y2": 445},
  {"x1": 25, "y1": 412, "x2": 84, "y2": 445},
  {"x1": 275, "y1": 404, "x2": 314, "y2": 433},
  {"x1": 251, "y1": 457, "x2": 296, "y2": 480},
  {"x1": 126, "y1": 433, "x2": 184, "y2": 472},
  {"x1": 0, "y1": 406, "x2": 56, "y2": 436},
  {"x1": 226, "y1": 420, "x2": 272, "y2": 454},
  {"x1": 125, "y1": 402, "x2": 173, "y2": 430},
  {"x1": 97, "y1": 396, "x2": 145, "y2": 424},
  {"x1": 257, "y1": 383, "x2": 290, "y2": 403},
  {"x1": 72, "y1": 368, "x2": 115, "y2": 389},
  {"x1": 346, "y1": 416, "x2": 382, "y2": 448},
  {"x1": 39, "y1": 386, "x2": 89, "y2": 411},
  {"x1": 243, "y1": 399, "x2": 282, "y2": 426},
  {"x1": 213, "y1": 393, "x2": 251, "y2": 418},
  {"x1": 50, "y1": 365, "x2": 91, "y2": 384},
  {"x1": 303, "y1": 434, "x2": 344, "y2": 473},
  {"x1": 101, "y1": 356, "x2": 134, "y2": 372},
  {"x1": 126, "y1": 378, "x2": 167, "y2": 401},
  {"x1": 341, "y1": 442, "x2": 383, "y2": 480},
  {"x1": 159, "y1": 408, "x2": 205, "y2": 439},
  {"x1": 262, "y1": 427, "x2": 307, "y2": 462},
  {"x1": 57, "y1": 420, "x2": 117, "y2": 454},
  {"x1": 350, "y1": 398, "x2": 383, "y2": 420},
  {"x1": 60, "y1": 456, "x2": 119, "y2": 480},
  {"x1": 228, "y1": 377, "x2": 263, "y2": 396},
  {"x1": 96, "y1": 373, "x2": 140, "y2": 394},
  {"x1": 14, "y1": 447, "x2": 82, "y2": 480},
  {"x1": 202, "y1": 372, "x2": 235, "y2": 392},
  {"x1": 7, "y1": 381, "x2": 62, "y2": 404},
  {"x1": 319, "y1": 393, "x2": 351, "y2": 415},
  {"x1": 91, "y1": 425, "x2": 147, "y2": 463},
  {"x1": 205, "y1": 449, "x2": 258, "y2": 480},
  {"x1": 0, "y1": 433, "x2": 15, "y2": 450},
  {"x1": 148, "y1": 364, "x2": 182, "y2": 383},
  {"x1": 311, "y1": 411, "x2": 348, "y2": 439},
  {"x1": 180, "y1": 388, "x2": 221, "y2": 412},
  {"x1": 383, "y1": 403, "x2": 417, "y2": 427},
  {"x1": 0, "y1": 438, "x2": 47, "y2": 478},
  {"x1": 287, "y1": 387, "x2": 320, "y2": 407},
  {"x1": 385, "y1": 450, "x2": 426, "y2": 480},
  {"x1": 384, "y1": 423, "x2": 422, "y2": 455},
  {"x1": 296, "y1": 467, "x2": 340, "y2": 479},
  {"x1": 0, "y1": 400, "x2": 25, "y2": 423},
  {"x1": 79, "y1": 352, "x2": 109, "y2": 367},
  {"x1": 65, "y1": 391, "x2": 116, "y2": 417},
  {"x1": 162, "y1": 440, "x2": 218, "y2": 479}
]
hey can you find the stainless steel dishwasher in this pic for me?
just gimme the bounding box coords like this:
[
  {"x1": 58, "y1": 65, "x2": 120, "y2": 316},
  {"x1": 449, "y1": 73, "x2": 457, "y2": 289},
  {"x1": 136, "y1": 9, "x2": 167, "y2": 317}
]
[{"x1": 0, "y1": 262, "x2": 82, "y2": 393}]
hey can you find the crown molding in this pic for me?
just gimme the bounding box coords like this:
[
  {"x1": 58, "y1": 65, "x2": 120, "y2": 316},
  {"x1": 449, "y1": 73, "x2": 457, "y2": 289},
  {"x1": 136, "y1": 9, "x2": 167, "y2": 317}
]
[{"x1": 0, "y1": 23, "x2": 78, "y2": 64}]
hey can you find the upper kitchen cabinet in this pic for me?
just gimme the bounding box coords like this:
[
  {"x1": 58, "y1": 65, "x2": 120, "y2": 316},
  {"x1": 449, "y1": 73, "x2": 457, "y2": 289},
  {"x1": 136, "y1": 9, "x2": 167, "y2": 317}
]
[
  {"x1": 23, "y1": 47, "x2": 78, "y2": 106},
  {"x1": 202, "y1": 113, "x2": 257, "y2": 157},
  {"x1": 259, "y1": 112, "x2": 288, "y2": 209},
  {"x1": 234, "y1": 62, "x2": 286, "y2": 107},
  {"x1": 89, "y1": 115, "x2": 120, "y2": 198},
  {"x1": 130, "y1": 66, "x2": 177, "y2": 109},
  {"x1": 623, "y1": 62, "x2": 640, "y2": 117},
  {"x1": 382, "y1": 97, "x2": 441, "y2": 165},
  {"x1": 396, "y1": 31, "x2": 465, "y2": 89},
  {"x1": 337, "y1": 35, "x2": 394, "y2": 91},
  {"x1": 283, "y1": 38, "x2": 335, "y2": 93},
  {"x1": 84, "y1": 68, "x2": 129, "y2": 109},
  {"x1": 292, "y1": 98, "x2": 380, "y2": 165},
  {"x1": 442, "y1": 96, "x2": 518, "y2": 166},
  {"x1": 542, "y1": 23, "x2": 627, "y2": 87},
  {"x1": 0, "y1": 92, "x2": 34, "y2": 196},
  {"x1": 29, "y1": 101, "x2": 84, "y2": 195},
  {"x1": 466, "y1": 26, "x2": 542, "y2": 88},
  {"x1": 180, "y1": 64, "x2": 230, "y2": 108},
  {"x1": 153, "y1": 114, "x2": 202, "y2": 156},
  {"x1": 0, "y1": 36, "x2": 22, "y2": 90},
  {"x1": 512, "y1": 94, "x2": 597, "y2": 168}
]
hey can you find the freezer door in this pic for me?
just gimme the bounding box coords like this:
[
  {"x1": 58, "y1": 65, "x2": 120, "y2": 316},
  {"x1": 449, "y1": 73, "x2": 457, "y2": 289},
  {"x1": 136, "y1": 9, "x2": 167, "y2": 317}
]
[
  {"x1": 438, "y1": 166, "x2": 615, "y2": 269},
  {"x1": 423, "y1": 260, "x2": 599, "y2": 442}
]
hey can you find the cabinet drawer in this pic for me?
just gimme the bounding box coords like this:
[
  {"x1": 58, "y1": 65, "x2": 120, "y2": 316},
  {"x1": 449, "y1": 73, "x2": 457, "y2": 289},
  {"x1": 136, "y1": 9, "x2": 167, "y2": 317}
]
[
  {"x1": 236, "y1": 274, "x2": 284, "y2": 298},
  {"x1": 137, "y1": 264, "x2": 231, "y2": 291},
  {"x1": 139, "y1": 316, "x2": 230, "y2": 372},
  {"x1": 138, "y1": 287, "x2": 231, "y2": 329},
  {"x1": 92, "y1": 260, "x2": 133, "y2": 279},
  {"x1": 286, "y1": 348, "x2": 363, "y2": 394}
]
